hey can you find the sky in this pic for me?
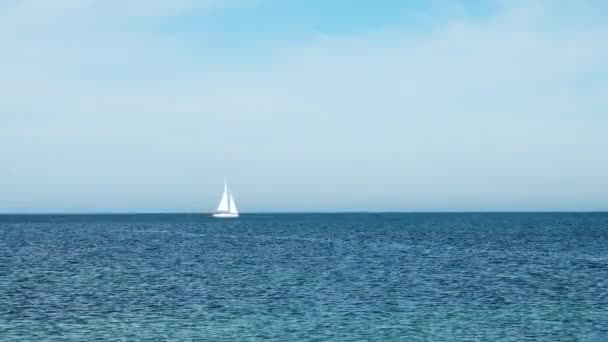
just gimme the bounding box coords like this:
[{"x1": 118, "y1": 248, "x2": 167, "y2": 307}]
[{"x1": 1, "y1": 0, "x2": 607, "y2": 213}]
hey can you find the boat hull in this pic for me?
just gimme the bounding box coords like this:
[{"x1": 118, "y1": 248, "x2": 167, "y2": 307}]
[{"x1": 213, "y1": 213, "x2": 239, "y2": 218}]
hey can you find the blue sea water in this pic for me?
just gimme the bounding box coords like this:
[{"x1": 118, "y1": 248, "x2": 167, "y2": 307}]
[{"x1": 0, "y1": 213, "x2": 607, "y2": 341}]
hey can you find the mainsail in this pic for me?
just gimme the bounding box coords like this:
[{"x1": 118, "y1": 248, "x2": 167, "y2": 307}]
[
  {"x1": 213, "y1": 180, "x2": 239, "y2": 218},
  {"x1": 216, "y1": 182, "x2": 230, "y2": 212}
]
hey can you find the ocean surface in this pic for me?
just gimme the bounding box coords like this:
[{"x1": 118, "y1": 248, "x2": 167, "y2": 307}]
[{"x1": 1, "y1": 213, "x2": 607, "y2": 341}]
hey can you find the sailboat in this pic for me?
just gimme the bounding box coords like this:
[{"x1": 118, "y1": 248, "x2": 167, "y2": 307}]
[{"x1": 213, "y1": 180, "x2": 239, "y2": 218}]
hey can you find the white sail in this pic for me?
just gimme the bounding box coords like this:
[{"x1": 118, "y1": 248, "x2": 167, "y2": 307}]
[
  {"x1": 228, "y1": 192, "x2": 238, "y2": 215},
  {"x1": 216, "y1": 181, "x2": 229, "y2": 212},
  {"x1": 213, "y1": 179, "x2": 239, "y2": 218}
]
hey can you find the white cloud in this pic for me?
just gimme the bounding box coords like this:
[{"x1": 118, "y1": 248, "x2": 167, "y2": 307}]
[{"x1": 1, "y1": 0, "x2": 607, "y2": 212}]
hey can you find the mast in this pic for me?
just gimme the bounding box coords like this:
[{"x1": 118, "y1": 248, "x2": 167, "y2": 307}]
[{"x1": 226, "y1": 179, "x2": 231, "y2": 212}]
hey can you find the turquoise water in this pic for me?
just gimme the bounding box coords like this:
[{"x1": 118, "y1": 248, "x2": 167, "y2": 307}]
[{"x1": 1, "y1": 213, "x2": 607, "y2": 341}]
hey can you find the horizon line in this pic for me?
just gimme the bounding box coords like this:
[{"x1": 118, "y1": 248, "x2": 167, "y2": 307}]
[{"x1": 1, "y1": 210, "x2": 607, "y2": 215}]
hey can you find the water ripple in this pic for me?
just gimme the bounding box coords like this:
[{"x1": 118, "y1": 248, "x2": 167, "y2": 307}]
[{"x1": 1, "y1": 213, "x2": 607, "y2": 341}]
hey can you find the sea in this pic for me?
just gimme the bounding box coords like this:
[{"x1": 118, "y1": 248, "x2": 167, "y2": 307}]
[{"x1": 1, "y1": 213, "x2": 607, "y2": 341}]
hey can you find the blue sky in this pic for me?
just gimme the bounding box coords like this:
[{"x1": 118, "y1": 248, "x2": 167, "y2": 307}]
[{"x1": 1, "y1": 0, "x2": 607, "y2": 213}]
